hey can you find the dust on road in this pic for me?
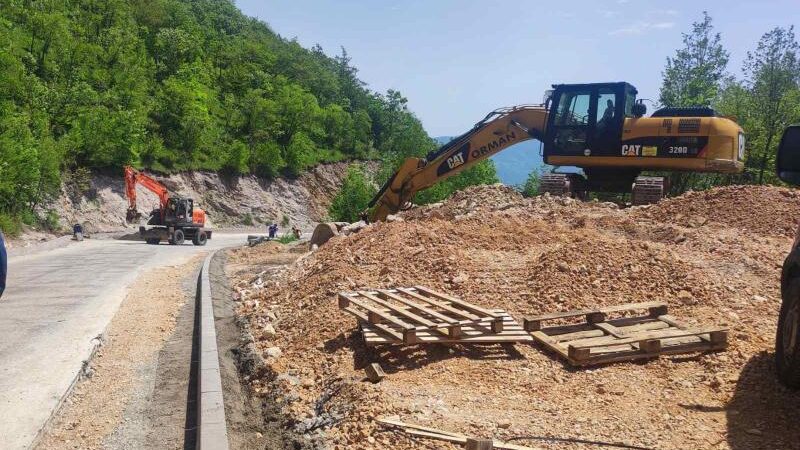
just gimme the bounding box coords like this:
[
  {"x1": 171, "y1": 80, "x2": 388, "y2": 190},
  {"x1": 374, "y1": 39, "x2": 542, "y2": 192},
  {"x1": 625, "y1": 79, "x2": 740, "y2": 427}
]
[{"x1": 37, "y1": 254, "x2": 204, "y2": 450}]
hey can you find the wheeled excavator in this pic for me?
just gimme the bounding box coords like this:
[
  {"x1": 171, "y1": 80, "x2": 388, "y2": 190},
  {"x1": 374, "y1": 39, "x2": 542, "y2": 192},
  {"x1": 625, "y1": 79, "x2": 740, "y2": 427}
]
[
  {"x1": 366, "y1": 81, "x2": 745, "y2": 223},
  {"x1": 124, "y1": 166, "x2": 211, "y2": 245}
]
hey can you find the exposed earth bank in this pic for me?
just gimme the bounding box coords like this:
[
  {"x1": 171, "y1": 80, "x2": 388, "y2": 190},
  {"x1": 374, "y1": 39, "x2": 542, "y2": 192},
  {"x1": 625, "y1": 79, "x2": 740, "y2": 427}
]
[
  {"x1": 30, "y1": 162, "x2": 375, "y2": 241},
  {"x1": 227, "y1": 184, "x2": 800, "y2": 450}
]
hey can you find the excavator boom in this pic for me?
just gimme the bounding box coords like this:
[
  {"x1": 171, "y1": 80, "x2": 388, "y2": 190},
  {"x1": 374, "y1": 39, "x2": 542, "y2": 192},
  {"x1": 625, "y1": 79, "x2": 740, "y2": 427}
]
[
  {"x1": 368, "y1": 105, "x2": 548, "y2": 222},
  {"x1": 124, "y1": 165, "x2": 171, "y2": 222}
]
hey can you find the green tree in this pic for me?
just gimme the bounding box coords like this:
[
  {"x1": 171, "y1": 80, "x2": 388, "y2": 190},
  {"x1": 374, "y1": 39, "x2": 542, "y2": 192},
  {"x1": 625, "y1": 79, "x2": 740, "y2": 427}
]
[
  {"x1": 659, "y1": 12, "x2": 730, "y2": 108},
  {"x1": 742, "y1": 26, "x2": 800, "y2": 184},
  {"x1": 521, "y1": 169, "x2": 542, "y2": 197},
  {"x1": 329, "y1": 164, "x2": 376, "y2": 222},
  {"x1": 658, "y1": 12, "x2": 732, "y2": 193}
]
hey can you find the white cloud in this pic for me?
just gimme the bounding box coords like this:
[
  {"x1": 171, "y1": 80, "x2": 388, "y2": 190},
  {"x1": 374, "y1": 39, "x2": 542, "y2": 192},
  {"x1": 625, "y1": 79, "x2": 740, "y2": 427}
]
[
  {"x1": 647, "y1": 9, "x2": 679, "y2": 17},
  {"x1": 609, "y1": 21, "x2": 675, "y2": 35},
  {"x1": 599, "y1": 10, "x2": 620, "y2": 19}
]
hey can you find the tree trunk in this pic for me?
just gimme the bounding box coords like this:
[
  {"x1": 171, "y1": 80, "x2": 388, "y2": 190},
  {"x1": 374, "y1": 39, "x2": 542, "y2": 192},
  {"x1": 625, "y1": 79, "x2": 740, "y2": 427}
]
[{"x1": 758, "y1": 132, "x2": 775, "y2": 184}]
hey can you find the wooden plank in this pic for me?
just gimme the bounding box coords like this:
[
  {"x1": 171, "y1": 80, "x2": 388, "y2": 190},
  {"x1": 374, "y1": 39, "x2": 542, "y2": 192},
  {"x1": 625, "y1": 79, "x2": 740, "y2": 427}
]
[
  {"x1": 593, "y1": 322, "x2": 627, "y2": 338},
  {"x1": 402, "y1": 430, "x2": 539, "y2": 450},
  {"x1": 346, "y1": 307, "x2": 403, "y2": 341},
  {"x1": 376, "y1": 418, "x2": 466, "y2": 438},
  {"x1": 365, "y1": 363, "x2": 386, "y2": 383},
  {"x1": 524, "y1": 301, "x2": 668, "y2": 329},
  {"x1": 414, "y1": 286, "x2": 502, "y2": 319},
  {"x1": 359, "y1": 291, "x2": 442, "y2": 328},
  {"x1": 397, "y1": 288, "x2": 480, "y2": 321},
  {"x1": 614, "y1": 320, "x2": 671, "y2": 333},
  {"x1": 375, "y1": 418, "x2": 539, "y2": 450},
  {"x1": 362, "y1": 313, "x2": 532, "y2": 345},
  {"x1": 347, "y1": 296, "x2": 415, "y2": 330},
  {"x1": 570, "y1": 327, "x2": 728, "y2": 350},
  {"x1": 529, "y1": 331, "x2": 570, "y2": 359},
  {"x1": 376, "y1": 289, "x2": 459, "y2": 324},
  {"x1": 551, "y1": 329, "x2": 605, "y2": 342},
  {"x1": 466, "y1": 438, "x2": 494, "y2": 450}
]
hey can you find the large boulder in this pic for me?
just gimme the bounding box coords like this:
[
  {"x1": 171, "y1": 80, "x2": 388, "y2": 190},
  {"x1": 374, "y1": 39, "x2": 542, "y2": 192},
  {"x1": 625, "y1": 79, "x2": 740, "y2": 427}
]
[{"x1": 310, "y1": 222, "x2": 339, "y2": 247}]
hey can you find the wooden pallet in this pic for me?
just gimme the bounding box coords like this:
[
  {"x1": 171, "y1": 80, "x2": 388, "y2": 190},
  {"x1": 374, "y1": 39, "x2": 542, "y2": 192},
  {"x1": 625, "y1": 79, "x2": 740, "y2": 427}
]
[
  {"x1": 523, "y1": 302, "x2": 728, "y2": 366},
  {"x1": 339, "y1": 286, "x2": 532, "y2": 345}
]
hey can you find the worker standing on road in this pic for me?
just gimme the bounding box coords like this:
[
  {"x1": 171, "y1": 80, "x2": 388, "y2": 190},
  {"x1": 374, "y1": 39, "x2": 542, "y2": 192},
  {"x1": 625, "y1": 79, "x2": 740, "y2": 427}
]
[{"x1": 0, "y1": 230, "x2": 6, "y2": 299}]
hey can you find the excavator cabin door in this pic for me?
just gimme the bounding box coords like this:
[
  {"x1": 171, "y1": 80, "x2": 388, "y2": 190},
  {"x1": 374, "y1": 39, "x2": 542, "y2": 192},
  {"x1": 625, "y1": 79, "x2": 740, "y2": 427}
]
[{"x1": 544, "y1": 82, "x2": 636, "y2": 159}]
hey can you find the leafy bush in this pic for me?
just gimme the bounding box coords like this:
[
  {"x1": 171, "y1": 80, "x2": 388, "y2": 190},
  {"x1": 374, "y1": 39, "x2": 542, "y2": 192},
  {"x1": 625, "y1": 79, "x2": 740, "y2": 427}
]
[
  {"x1": 0, "y1": 214, "x2": 21, "y2": 237},
  {"x1": 329, "y1": 165, "x2": 376, "y2": 222},
  {"x1": 276, "y1": 233, "x2": 298, "y2": 244},
  {"x1": 242, "y1": 213, "x2": 254, "y2": 226},
  {"x1": 43, "y1": 210, "x2": 61, "y2": 232},
  {"x1": 414, "y1": 160, "x2": 500, "y2": 204},
  {"x1": 521, "y1": 169, "x2": 542, "y2": 197}
]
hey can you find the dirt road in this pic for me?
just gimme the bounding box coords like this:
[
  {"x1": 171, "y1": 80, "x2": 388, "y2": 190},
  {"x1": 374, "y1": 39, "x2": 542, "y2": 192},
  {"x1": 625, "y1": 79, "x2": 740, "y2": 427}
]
[{"x1": 0, "y1": 234, "x2": 248, "y2": 450}]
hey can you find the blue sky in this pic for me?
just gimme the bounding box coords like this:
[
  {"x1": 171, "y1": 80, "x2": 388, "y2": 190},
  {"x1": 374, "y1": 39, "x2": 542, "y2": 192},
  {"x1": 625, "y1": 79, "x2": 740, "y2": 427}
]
[{"x1": 235, "y1": 0, "x2": 798, "y2": 137}]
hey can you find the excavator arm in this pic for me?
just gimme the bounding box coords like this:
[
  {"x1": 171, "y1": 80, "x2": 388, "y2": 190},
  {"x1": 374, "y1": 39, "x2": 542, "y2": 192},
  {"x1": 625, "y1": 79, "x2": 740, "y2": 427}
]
[
  {"x1": 124, "y1": 165, "x2": 170, "y2": 222},
  {"x1": 368, "y1": 105, "x2": 549, "y2": 222}
]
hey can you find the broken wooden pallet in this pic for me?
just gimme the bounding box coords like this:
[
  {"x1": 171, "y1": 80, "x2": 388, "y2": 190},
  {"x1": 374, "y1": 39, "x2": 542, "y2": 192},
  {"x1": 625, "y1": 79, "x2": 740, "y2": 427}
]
[
  {"x1": 339, "y1": 286, "x2": 531, "y2": 345},
  {"x1": 523, "y1": 301, "x2": 728, "y2": 366}
]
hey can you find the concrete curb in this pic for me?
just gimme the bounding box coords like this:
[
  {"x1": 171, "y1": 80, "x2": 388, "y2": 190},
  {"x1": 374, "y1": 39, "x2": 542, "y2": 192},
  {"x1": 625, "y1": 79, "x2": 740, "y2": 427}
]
[{"x1": 197, "y1": 250, "x2": 230, "y2": 450}]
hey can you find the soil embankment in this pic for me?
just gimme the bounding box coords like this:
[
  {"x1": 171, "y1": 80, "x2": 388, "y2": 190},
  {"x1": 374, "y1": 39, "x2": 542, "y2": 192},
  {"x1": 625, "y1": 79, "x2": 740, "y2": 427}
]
[
  {"x1": 45, "y1": 162, "x2": 372, "y2": 236},
  {"x1": 227, "y1": 184, "x2": 800, "y2": 450}
]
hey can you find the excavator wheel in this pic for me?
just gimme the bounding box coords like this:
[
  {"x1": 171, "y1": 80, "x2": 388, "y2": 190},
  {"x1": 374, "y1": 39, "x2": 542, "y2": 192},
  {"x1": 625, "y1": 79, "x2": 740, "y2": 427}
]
[
  {"x1": 170, "y1": 229, "x2": 185, "y2": 245},
  {"x1": 192, "y1": 231, "x2": 208, "y2": 246},
  {"x1": 540, "y1": 173, "x2": 587, "y2": 199},
  {"x1": 145, "y1": 238, "x2": 160, "y2": 245},
  {"x1": 631, "y1": 176, "x2": 669, "y2": 206}
]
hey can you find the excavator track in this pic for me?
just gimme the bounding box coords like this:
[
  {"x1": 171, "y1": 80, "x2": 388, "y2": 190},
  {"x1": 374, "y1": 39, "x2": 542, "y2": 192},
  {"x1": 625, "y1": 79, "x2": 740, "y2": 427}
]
[
  {"x1": 540, "y1": 173, "x2": 586, "y2": 199},
  {"x1": 631, "y1": 176, "x2": 668, "y2": 205}
]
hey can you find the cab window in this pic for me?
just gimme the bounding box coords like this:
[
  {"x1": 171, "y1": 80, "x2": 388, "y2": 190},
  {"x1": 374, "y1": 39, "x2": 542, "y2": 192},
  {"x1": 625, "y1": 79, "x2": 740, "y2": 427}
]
[
  {"x1": 595, "y1": 89, "x2": 616, "y2": 128},
  {"x1": 624, "y1": 88, "x2": 636, "y2": 117},
  {"x1": 555, "y1": 92, "x2": 591, "y2": 126}
]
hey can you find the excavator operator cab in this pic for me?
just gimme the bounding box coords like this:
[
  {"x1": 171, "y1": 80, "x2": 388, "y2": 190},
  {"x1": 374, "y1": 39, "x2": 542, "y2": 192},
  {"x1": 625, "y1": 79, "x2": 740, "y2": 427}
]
[
  {"x1": 544, "y1": 82, "x2": 637, "y2": 158},
  {"x1": 164, "y1": 197, "x2": 194, "y2": 224}
]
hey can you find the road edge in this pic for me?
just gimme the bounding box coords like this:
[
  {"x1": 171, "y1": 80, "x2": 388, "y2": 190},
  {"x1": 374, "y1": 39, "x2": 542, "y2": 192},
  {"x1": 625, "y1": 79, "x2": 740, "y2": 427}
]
[{"x1": 197, "y1": 250, "x2": 231, "y2": 450}]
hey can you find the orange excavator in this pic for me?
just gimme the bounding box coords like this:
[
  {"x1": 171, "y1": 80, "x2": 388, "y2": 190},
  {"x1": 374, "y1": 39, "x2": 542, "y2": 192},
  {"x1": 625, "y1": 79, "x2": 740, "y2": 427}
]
[{"x1": 124, "y1": 165, "x2": 210, "y2": 245}]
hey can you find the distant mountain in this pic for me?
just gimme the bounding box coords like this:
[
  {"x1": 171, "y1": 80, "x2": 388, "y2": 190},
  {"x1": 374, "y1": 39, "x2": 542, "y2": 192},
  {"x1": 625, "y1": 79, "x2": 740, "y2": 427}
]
[{"x1": 434, "y1": 136, "x2": 546, "y2": 187}]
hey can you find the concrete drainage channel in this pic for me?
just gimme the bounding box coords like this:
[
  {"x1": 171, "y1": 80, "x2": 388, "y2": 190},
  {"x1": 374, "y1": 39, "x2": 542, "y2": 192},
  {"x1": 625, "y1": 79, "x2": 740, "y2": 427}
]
[{"x1": 196, "y1": 250, "x2": 231, "y2": 450}]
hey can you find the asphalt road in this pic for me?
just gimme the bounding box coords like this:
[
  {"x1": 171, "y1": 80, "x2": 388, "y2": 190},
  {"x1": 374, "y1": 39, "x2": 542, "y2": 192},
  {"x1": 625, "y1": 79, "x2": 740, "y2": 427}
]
[{"x1": 0, "y1": 233, "x2": 248, "y2": 449}]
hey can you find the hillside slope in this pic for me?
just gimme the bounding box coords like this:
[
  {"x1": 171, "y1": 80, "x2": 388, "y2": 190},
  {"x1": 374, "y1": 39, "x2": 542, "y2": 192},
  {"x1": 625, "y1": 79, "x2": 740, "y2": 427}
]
[
  {"x1": 0, "y1": 0, "x2": 435, "y2": 229},
  {"x1": 51, "y1": 162, "x2": 378, "y2": 234}
]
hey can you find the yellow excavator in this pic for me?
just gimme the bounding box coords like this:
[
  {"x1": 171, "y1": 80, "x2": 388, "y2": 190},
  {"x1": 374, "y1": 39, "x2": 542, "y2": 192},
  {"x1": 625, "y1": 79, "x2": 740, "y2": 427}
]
[{"x1": 367, "y1": 81, "x2": 745, "y2": 222}]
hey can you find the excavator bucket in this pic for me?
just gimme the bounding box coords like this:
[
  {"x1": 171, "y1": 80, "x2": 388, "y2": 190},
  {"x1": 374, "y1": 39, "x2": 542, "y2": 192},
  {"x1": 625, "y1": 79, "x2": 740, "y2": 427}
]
[{"x1": 126, "y1": 208, "x2": 142, "y2": 223}]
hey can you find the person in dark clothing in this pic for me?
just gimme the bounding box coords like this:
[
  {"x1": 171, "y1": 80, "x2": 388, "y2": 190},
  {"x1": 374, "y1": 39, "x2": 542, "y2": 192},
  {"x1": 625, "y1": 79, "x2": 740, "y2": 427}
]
[{"x1": 0, "y1": 231, "x2": 7, "y2": 299}]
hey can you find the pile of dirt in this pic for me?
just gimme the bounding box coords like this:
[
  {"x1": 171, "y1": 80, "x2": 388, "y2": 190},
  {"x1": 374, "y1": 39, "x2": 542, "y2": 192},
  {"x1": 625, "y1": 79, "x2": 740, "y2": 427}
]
[
  {"x1": 229, "y1": 183, "x2": 800, "y2": 450},
  {"x1": 633, "y1": 185, "x2": 800, "y2": 238},
  {"x1": 402, "y1": 184, "x2": 525, "y2": 221}
]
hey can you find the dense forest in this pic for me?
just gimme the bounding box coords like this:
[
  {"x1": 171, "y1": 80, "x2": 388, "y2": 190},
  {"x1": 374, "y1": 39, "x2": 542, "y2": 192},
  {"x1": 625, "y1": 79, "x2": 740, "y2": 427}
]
[{"x1": 0, "y1": 0, "x2": 497, "y2": 233}]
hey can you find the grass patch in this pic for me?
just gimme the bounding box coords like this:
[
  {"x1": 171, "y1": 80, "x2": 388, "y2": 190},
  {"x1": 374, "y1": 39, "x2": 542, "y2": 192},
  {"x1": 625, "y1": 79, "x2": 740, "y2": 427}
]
[
  {"x1": 0, "y1": 214, "x2": 22, "y2": 237},
  {"x1": 242, "y1": 213, "x2": 254, "y2": 226},
  {"x1": 276, "y1": 233, "x2": 298, "y2": 244}
]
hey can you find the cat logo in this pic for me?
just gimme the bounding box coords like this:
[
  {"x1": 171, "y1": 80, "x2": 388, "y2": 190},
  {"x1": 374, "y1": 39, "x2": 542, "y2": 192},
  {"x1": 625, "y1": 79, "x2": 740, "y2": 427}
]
[
  {"x1": 621, "y1": 144, "x2": 640, "y2": 156},
  {"x1": 447, "y1": 153, "x2": 465, "y2": 169}
]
